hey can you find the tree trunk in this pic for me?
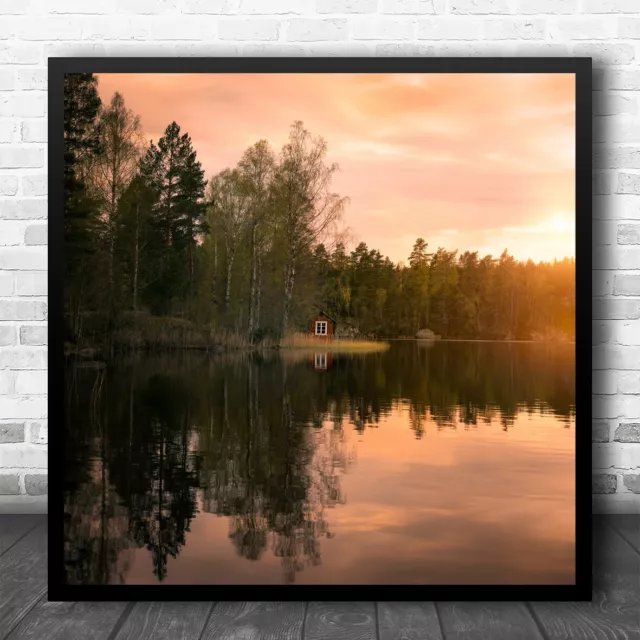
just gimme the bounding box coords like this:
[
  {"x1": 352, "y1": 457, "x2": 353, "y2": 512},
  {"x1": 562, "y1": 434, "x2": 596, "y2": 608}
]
[
  {"x1": 133, "y1": 200, "x2": 139, "y2": 312},
  {"x1": 248, "y1": 223, "x2": 258, "y2": 336},
  {"x1": 281, "y1": 258, "x2": 295, "y2": 337},
  {"x1": 225, "y1": 246, "x2": 234, "y2": 308}
]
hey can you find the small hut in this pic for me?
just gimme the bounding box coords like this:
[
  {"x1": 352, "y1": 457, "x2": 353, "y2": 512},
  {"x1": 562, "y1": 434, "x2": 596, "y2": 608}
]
[{"x1": 309, "y1": 311, "x2": 338, "y2": 339}]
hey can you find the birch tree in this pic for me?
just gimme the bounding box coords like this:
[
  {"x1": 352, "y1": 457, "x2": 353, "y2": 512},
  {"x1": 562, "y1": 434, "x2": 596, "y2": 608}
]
[
  {"x1": 237, "y1": 140, "x2": 276, "y2": 337},
  {"x1": 207, "y1": 169, "x2": 250, "y2": 310},
  {"x1": 272, "y1": 121, "x2": 348, "y2": 336}
]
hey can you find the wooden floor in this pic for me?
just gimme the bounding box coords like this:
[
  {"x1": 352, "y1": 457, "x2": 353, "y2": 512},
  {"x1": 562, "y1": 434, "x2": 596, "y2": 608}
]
[{"x1": 0, "y1": 516, "x2": 638, "y2": 640}]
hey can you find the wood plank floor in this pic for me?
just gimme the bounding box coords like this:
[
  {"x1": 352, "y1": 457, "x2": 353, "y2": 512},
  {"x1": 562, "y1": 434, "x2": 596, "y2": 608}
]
[{"x1": 0, "y1": 516, "x2": 638, "y2": 640}]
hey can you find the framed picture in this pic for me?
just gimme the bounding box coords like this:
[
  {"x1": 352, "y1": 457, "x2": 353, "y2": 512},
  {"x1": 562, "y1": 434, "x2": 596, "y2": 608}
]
[{"x1": 49, "y1": 57, "x2": 592, "y2": 601}]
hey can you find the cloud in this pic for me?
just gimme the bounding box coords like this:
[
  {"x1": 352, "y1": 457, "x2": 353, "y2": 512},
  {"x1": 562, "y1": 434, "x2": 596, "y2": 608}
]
[{"x1": 96, "y1": 72, "x2": 575, "y2": 263}]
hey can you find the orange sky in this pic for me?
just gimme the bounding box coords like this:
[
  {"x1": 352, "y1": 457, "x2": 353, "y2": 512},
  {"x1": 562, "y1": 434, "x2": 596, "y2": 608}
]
[{"x1": 96, "y1": 73, "x2": 575, "y2": 265}]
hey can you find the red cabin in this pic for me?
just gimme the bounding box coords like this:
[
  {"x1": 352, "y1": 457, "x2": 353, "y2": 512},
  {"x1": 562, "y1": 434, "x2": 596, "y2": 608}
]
[{"x1": 308, "y1": 311, "x2": 337, "y2": 339}]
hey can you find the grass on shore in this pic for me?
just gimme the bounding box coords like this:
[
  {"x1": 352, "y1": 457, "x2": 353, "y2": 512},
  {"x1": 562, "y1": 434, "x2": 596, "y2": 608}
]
[{"x1": 279, "y1": 332, "x2": 389, "y2": 352}]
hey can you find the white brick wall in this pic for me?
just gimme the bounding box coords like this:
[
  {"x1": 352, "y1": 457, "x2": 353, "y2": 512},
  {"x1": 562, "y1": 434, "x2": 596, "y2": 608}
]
[{"x1": 0, "y1": 0, "x2": 637, "y2": 514}]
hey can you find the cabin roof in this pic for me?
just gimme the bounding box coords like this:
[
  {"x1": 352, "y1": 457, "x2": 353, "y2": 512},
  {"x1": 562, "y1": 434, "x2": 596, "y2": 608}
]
[{"x1": 317, "y1": 310, "x2": 338, "y2": 324}]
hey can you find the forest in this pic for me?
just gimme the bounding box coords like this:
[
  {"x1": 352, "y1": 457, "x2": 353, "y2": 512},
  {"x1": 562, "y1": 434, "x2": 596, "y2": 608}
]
[{"x1": 64, "y1": 73, "x2": 575, "y2": 353}]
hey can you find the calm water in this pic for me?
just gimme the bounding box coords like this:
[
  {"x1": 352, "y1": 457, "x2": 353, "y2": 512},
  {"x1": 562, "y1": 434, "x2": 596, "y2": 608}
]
[{"x1": 63, "y1": 341, "x2": 575, "y2": 586}]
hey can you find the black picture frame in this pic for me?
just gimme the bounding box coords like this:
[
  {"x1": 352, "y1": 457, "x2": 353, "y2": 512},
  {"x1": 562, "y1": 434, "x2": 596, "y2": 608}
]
[{"x1": 48, "y1": 56, "x2": 592, "y2": 602}]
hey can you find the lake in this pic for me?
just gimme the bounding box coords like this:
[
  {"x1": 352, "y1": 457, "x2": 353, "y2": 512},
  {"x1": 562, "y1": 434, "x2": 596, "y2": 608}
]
[{"x1": 63, "y1": 340, "x2": 575, "y2": 586}]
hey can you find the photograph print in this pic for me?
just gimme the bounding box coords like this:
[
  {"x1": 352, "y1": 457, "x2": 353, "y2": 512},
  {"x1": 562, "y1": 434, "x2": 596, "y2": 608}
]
[{"x1": 52, "y1": 59, "x2": 589, "y2": 599}]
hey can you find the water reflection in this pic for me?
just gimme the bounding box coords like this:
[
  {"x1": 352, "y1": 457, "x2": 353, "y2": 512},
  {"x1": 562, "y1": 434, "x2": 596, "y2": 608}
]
[{"x1": 63, "y1": 341, "x2": 575, "y2": 585}]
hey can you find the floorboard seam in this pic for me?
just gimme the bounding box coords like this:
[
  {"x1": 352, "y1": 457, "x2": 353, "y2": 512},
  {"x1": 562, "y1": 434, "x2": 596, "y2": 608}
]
[
  {"x1": 433, "y1": 602, "x2": 447, "y2": 640},
  {"x1": 0, "y1": 516, "x2": 44, "y2": 561},
  {"x1": 524, "y1": 602, "x2": 552, "y2": 640},
  {"x1": 1, "y1": 587, "x2": 47, "y2": 640},
  {"x1": 195, "y1": 601, "x2": 217, "y2": 640},
  {"x1": 105, "y1": 602, "x2": 135, "y2": 640},
  {"x1": 373, "y1": 602, "x2": 380, "y2": 640},
  {"x1": 300, "y1": 601, "x2": 309, "y2": 640},
  {"x1": 605, "y1": 519, "x2": 640, "y2": 560}
]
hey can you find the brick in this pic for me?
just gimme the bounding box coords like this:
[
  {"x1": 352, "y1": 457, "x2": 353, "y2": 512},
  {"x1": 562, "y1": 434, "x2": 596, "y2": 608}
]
[
  {"x1": 19, "y1": 18, "x2": 83, "y2": 41},
  {"x1": 44, "y1": 43, "x2": 107, "y2": 58},
  {"x1": 219, "y1": 19, "x2": 280, "y2": 40},
  {"x1": 593, "y1": 271, "x2": 612, "y2": 296},
  {"x1": 0, "y1": 248, "x2": 47, "y2": 270},
  {"x1": 20, "y1": 326, "x2": 47, "y2": 346},
  {"x1": 608, "y1": 71, "x2": 640, "y2": 91},
  {"x1": 177, "y1": 43, "x2": 240, "y2": 56},
  {"x1": 21, "y1": 176, "x2": 46, "y2": 196},
  {"x1": 0, "y1": 176, "x2": 18, "y2": 196},
  {"x1": 451, "y1": 0, "x2": 509, "y2": 13},
  {"x1": 150, "y1": 18, "x2": 213, "y2": 41},
  {"x1": 548, "y1": 17, "x2": 615, "y2": 40},
  {"x1": 593, "y1": 299, "x2": 640, "y2": 320},
  {"x1": 0, "y1": 44, "x2": 40, "y2": 65},
  {"x1": 592, "y1": 371, "x2": 616, "y2": 395},
  {"x1": 0, "y1": 475, "x2": 19, "y2": 495},
  {"x1": 380, "y1": 0, "x2": 436, "y2": 12},
  {"x1": 593, "y1": 395, "x2": 640, "y2": 419},
  {"x1": 0, "y1": 372, "x2": 14, "y2": 395},
  {"x1": 593, "y1": 322, "x2": 611, "y2": 344},
  {"x1": 483, "y1": 18, "x2": 545, "y2": 40},
  {"x1": 0, "y1": 349, "x2": 47, "y2": 369},
  {"x1": 317, "y1": 0, "x2": 378, "y2": 12},
  {"x1": 29, "y1": 422, "x2": 47, "y2": 445},
  {"x1": 0, "y1": 94, "x2": 46, "y2": 118},
  {"x1": 593, "y1": 93, "x2": 637, "y2": 117},
  {"x1": 25, "y1": 474, "x2": 47, "y2": 496},
  {"x1": 592, "y1": 421, "x2": 611, "y2": 442},
  {"x1": 352, "y1": 18, "x2": 414, "y2": 39},
  {"x1": 592, "y1": 474, "x2": 617, "y2": 494},
  {"x1": 0, "y1": 149, "x2": 44, "y2": 169},
  {"x1": 0, "y1": 423, "x2": 23, "y2": 444},
  {"x1": 0, "y1": 69, "x2": 14, "y2": 91},
  {"x1": 614, "y1": 423, "x2": 640, "y2": 443},
  {"x1": 593, "y1": 346, "x2": 640, "y2": 370},
  {"x1": 596, "y1": 443, "x2": 640, "y2": 469},
  {"x1": 593, "y1": 172, "x2": 612, "y2": 195},
  {"x1": 286, "y1": 18, "x2": 348, "y2": 40},
  {"x1": 46, "y1": 0, "x2": 108, "y2": 13},
  {"x1": 608, "y1": 322, "x2": 640, "y2": 346},
  {"x1": 24, "y1": 224, "x2": 47, "y2": 245},
  {"x1": 242, "y1": 43, "x2": 307, "y2": 56},
  {"x1": 15, "y1": 371, "x2": 47, "y2": 395},
  {"x1": 618, "y1": 173, "x2": 640, "y2": 195},
  {"x1": 517, "y1": 0, "x2": 576, "y2": 12},
  {"x1": 618, "y1": 224, "x2": 640, "y2": 244},
  {"x1": 306, "y1": 42, "x2": 373, "y2": 55},
  {"x1": 0, "y1": 220, "x2": 25, "y2": 246},
  {"x1": 0, "y1": 398, "x2": 47, "y2": 421},
  {"x1": 573, "y1": 43, "x2": 635, "y2": 65},
  {"x1": 583, "y1": 0, "x2": 639, "y2": 11},
  {"x1": 0, "y1": 272, "x2": 12, "y2": 296},
  {"x1": 617, "y1": 371, "x2": 640, "y2": 392},
  {"x1": 619, "y1": 18, "x2": 640, "y2": 39},
  {"x1": 15, "y1": 272, "x2": 47, "y2": 296},
  {"x1": 0, "y1": 301, "x2": 47, "y2": 321},
  {"x1": 593, "y1": 220, "x2": 617, "y2": 245},
  {"x1": 593, "y1": 246, "x2": 640, "y2": 269},
  {"x1": 0, "y1": 325, "x2": 16, "y2": 346},
  {"x1": 615, "y1": 274, "x2": 640, "y2": 295},
  {"x1": 623, "y1": 474, "x2": 640, "y2": 493},
  {"x1": 182, "y1": 0, "x2": 238, "y2": 12},
  {"x1": 0, "y1": 119, "x2": 16, "y2": 143},
  {"x1": 418, "y1": 18, "x2": 483, "y2": 40},
  {"x1": 240, "y1": 0, "x2": 312, "y2": 11},
  {"x1": 16, "y1": 69, "x2": 47, "y2": 91},
  {"x1": 514, "y1": 43, "x2": 569, "y2": 56},
  {"x1": 21, "y1": 121, "x2": 47, "y2": 143},
  {"x1": 0, "y1": 444, "x2": 47, "y2": 468}
]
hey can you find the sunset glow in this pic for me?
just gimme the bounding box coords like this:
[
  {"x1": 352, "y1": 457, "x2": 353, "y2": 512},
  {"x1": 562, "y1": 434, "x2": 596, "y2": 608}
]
[{"x1": 96, "y1": 72, "x2": 575, "y2": 264}]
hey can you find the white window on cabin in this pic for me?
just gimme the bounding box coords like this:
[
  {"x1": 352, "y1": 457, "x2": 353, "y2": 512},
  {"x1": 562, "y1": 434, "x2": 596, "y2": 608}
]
[
  {"x1": 315, "y1": 353, "x2": 327, "y2": 369},
  {"x1": 315, "y1": 321, "x2": 327, "y2": 335}
]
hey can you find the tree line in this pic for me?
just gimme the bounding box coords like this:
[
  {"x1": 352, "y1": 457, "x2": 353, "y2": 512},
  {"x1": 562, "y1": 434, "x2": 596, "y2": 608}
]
[{"x1": 64, "y1": 73, "x2": 575, "y2": 348}]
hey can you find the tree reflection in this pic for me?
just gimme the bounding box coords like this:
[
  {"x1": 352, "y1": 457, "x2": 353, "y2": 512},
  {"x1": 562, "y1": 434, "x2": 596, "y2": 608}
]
[{"x1": 63, "y1": 341, "x2": 575, "y2": 585}]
